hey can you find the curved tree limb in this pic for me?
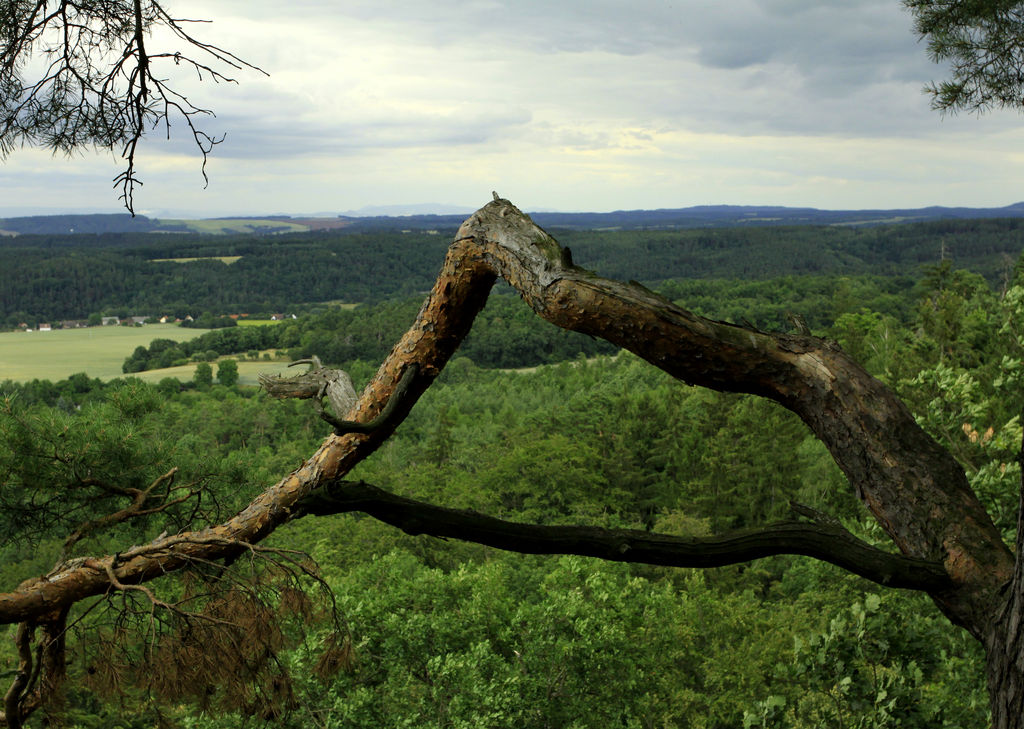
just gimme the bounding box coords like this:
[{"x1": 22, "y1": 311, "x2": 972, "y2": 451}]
[
  {"x1": 1, "y1": 622, "x2": 32, "y2": 729},
  {"x1": 451, "y1": 197, "x2": 1013, "y2": 635},
  {"x1": 0, "y1": 220, "x2": 492, "y2": 624},
  {"x1": 0, "y1": 196, "x2": 1010, "y2": 646},
  {"x1": 983, "y1": 431, "x2": 1024, "y2": 724},
  {"x1": 0, "y1": 607, "x2": 66, "y2": 729},
  {"x1": 296, "y1": 480, "x2": 952, "y2": 592}
]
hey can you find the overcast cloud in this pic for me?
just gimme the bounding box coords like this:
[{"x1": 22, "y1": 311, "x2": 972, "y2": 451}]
[{"x1": 3, "y1": 0, "x2": 1023, "y2": 216}]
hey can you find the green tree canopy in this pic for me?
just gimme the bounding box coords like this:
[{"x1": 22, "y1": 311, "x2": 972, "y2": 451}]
[
  {"x1": 216, "y1": 359, "x2": 238, "y2": 388},
  {"x1": 906, "y1": 0, "x2": 1024, "y2": 112},
  {"x1": 193, "y1": 362, "x2": 213, "y2": 389}
]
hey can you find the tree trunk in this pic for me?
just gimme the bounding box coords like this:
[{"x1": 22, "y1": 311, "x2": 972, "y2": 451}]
[
  {"x1": 984, "y1": 468, "x2": 1024, "y2": 727},
  {"x1": 987, "y1": 629, "x2": 1024, "y2": 728}
]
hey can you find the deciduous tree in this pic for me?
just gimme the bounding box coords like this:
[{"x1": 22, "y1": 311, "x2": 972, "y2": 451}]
[
  {"x1": 216, "y1": 358, "x2": 238, "y2": 388},
  {"x1": 193, "y1": 361, "x2": 213, "y2": 389}
]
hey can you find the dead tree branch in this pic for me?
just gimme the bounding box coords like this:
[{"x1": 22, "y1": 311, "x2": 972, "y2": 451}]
[
  {"x1": 0, "y1": 196, "x2": 1015, "y2": 719},
  {"x1": 0, "y1": 607, "x2": 67, "y2": 729},
  {"x1": 0, "y1": 196, "x2": 1003, "y2": 626},
  {"x1": 296, "y1": 480, "x2": 952, "y2": 591}
]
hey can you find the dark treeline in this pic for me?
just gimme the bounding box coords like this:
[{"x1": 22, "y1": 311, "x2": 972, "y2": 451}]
[
  {"x1": 0, "y1": 231, "x2": 451, "y2": 325},
  {"x1": 4, "y1": 218, "x2": 1024, "y2": 324},
  {"x1": 0, "y1": 213, "x2": 184, "y2": 235},
  {"x1": 122, "y1": 290, "x2": 620, "y2": 373},
  {"x1": 558, "y1": 217, "x2": 1024, "y2": 283},
  {"x1": 9, "y1": 202, "x2": 1024, "y2": 237}
]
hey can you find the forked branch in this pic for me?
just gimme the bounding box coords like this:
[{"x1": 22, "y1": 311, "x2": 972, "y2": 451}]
[
  {"x1": 0, "y1": 196, "x2": 1009, "y2": 672},
  {"x1": 60, "y1": 466, "x2": 195, "y2": 558},
  {"x1": 1, "y1": 608, "x2": 67, "y2": 729}
]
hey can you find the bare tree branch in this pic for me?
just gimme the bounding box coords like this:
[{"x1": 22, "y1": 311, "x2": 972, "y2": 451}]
[
  {"x1": 0, "y1": 606, "x2": 67, "y2": 729},
  {"x1": 0, "y1": 197, "x2": 1013, "y2": 720},
  {"x1": 1, "y1": 622, "x2": 33, "y2": 729},
  {"x1": 0, "y1": 197, "x2": 1006, "y2": 624},
  {"x1": 296, "y1": 480, "x2": 953, "y2": 592},
  {"x1": 0, "y1": 0, "x2": 266, "y2": 213},
  {"x1": 61, "y1": 466, "x2": 192, "y2": 558}
]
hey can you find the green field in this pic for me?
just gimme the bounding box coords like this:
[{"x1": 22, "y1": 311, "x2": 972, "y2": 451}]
[
  {"x1": 149, "y1": 256, "x2": 243, "y2": 264},
  {"x1": 236, "y1": 319, "x2": 284, "y2": 326},
  {"x1": 131, "y1": 360, "x2": 296, "y2": 386},
  {"x1": 317, "y1": 300, "x2": 361, "y2": 311},
  {"x1": 0, "y1": 325, "x2": 212, "y2": 382},
  {"x1": 160, "y1": 218, "x2": 310, "y2": 235}
]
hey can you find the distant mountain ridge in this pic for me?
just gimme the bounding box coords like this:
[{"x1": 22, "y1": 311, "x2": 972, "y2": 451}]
[{"x1": 4, "y1": 202, "x2": 1024, "y2": 236}]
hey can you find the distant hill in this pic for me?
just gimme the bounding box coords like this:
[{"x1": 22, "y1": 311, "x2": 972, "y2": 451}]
[
  {"x1": 338, "y1": 203, "x2": 477, "y2": 217},
  {"x1": 0, "y1": 214, "x2": 185, "y2": 236},
  {"x1": 5, "y1": 203, "x2": 1024, "y2": 236},
  {"x1": 0, "y1": 214, "x2": 305, "y2": 236},
  {"x1": 531, "y1": 202, "x2": 1024, "y2": 230},
  {"x1": 5, "y1": 215, "x2": 1024, "y2": 322}
]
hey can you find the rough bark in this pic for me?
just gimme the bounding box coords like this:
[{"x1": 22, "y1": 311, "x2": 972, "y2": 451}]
[
  {"x1": 987, "y1": 575, "x2": 1024, "y2": 729},
  {"x1": 0, "y1": 232, "x2": 495, "y2": 625},
  {"x1": 984, "y1": 449, "x2": 1024, "y2": 729},
  {"x1": 0, "y1": 196, "x2": 1019, "y2": 724}
]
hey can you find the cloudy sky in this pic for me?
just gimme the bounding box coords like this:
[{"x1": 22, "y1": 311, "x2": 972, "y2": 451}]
[{"x1": 4, "y1": 0, "x2": 1024, "y2": 217}]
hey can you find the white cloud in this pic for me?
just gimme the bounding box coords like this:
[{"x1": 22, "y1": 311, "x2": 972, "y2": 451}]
[{"x1": 3, "y1": 0, "x2": 1024, "y2": 215}]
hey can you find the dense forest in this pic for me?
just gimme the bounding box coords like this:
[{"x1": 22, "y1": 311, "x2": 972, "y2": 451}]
[
  {"x1": 121, "y1": 274, "x2": 916, "y2": 373},
  {"x1": 1, "y1": 215, "x2": 1021, "y2": 725},
  {"x1": 3, "y1": 217, "x2": 1024, "y2": 325}
]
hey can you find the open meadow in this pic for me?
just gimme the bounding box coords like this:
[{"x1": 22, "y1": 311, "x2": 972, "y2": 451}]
[
  {"x1": 0, "y1": 324, "x2": 211, "y2": 382},
  {"x1": 148, "y1": 255, "x2": 243, "y2": 264},
  {"x1": 130, "y1": 359, "x2": 296, "y2": 386},
  {"x1": 159, "y1": 218, "x2": 310, "y2": 235},
  {"x1": 0, "y1": 320, "x2": 295, "y2": 386}
]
